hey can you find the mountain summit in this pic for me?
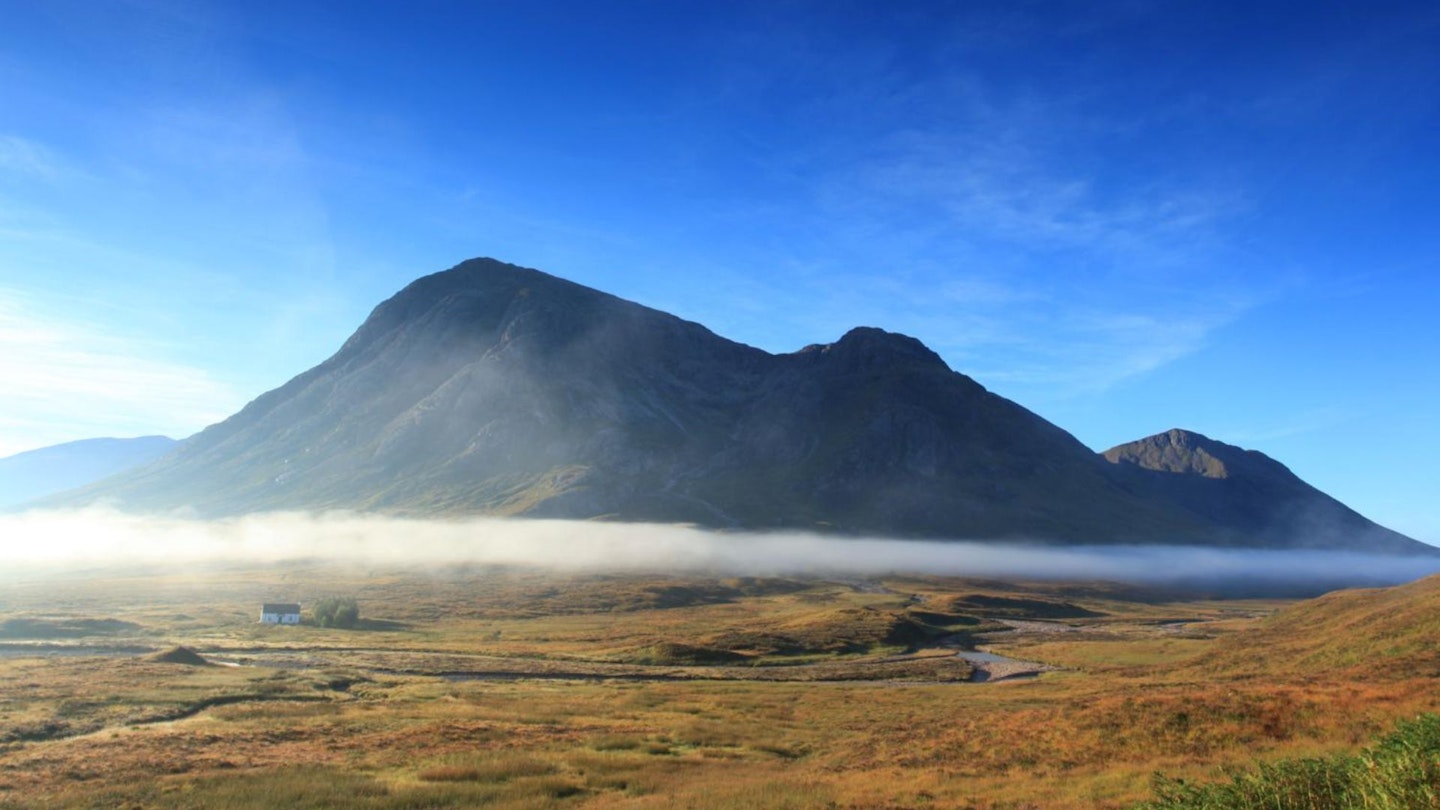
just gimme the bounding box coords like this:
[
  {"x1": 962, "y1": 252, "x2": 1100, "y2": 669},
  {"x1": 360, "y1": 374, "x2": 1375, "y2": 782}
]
[
  {"x1": 1103, "y1": 429, "x2": 1421, "y2": 553},
  {"x1": 1104, "y1": 428, "x2": 1247, "y2": 478},
  {"x1": 49, "y1": 258, "x2": 1427, "y2": 552}
]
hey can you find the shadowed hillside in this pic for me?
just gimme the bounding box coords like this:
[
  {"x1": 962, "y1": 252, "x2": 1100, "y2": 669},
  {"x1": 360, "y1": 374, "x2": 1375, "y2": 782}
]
[
  {"x1": 50, "y1": 259, "x2": 1200, "y2": 543},
  {"x1": 46, "y1": 259, "x2": 1426, "y2": 553},
  {"x1": 1104, "y1": 429, "x2": 1423, "y2": 554}
]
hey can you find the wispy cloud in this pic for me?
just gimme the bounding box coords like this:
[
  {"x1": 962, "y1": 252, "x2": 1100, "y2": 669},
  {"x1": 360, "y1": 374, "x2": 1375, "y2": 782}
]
[
  {"x1": 0, "y1": 112, "x2": 358, "y2": 447},
  {"x1": 980, "y1": 301, "x2": 1252, "y2": 394},
  {"x1": 0, "y1": 134, "x2": 65, "y2": 179},
  {"x1": 849, "y1": 126, "x2": 1241, "y2": 269},
  {"x1": 0, "y1": 291, "x2": 241, "y2": 456},
  {"x1": 1219, "y1": 407, "x2": 1356, "y2": 445},
  {"x1": 677, "y1": 23, "x2": 1264, "y2": 396}
]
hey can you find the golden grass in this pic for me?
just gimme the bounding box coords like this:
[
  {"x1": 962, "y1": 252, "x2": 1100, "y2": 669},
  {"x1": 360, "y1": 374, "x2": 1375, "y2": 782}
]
[{"x1": 2, "y1": 563, "x2": 1439, "y2": 808}]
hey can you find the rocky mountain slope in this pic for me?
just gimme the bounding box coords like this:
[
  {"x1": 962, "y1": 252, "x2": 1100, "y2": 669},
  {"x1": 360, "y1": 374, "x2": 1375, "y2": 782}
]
[
  {"x1": 1103, "y1": 429, "x2": 1421, "y2": 553},
  {"x1": 46, "y1": 258, "x2": 1429, "y2": 552}
]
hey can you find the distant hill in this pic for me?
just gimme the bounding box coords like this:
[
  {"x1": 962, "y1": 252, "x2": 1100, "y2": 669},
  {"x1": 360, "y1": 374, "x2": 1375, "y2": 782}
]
[
  {"x1": 0, "y1": 436, "x2": 177, "y2": 509},
  {"x1": 44, "y1": 258, "x2": 1429, "y2": 553},
  {"x1": 1103, "y1": 429, "x2": 1420, "y2": 554}
]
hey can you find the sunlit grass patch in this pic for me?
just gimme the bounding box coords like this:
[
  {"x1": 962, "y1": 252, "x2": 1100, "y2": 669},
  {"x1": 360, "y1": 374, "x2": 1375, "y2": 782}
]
[
  {"x1": 666, "y1": 776, "x2": 838, "y2": 809},
  {"x1": 6, "y1": 564, "x2": 1440, "y2": 809},
  {"x1": 670, "y1": 719, "x2": 749, "y2": 749},
  {"x1": 588, "y1": 733, "x2": 644, "y2": 751},
  {"x1": 1134, "y1": 713, "x2": 1440, "y2": 809},
  {"x1": 417, "y1": 753, "x2": 557, "y2": 783}
]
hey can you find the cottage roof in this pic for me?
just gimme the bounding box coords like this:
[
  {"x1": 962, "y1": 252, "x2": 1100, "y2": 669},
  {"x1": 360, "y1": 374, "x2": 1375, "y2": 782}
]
[{"x1": 262, "y1": 603, "x2": 301, "y2": 614}]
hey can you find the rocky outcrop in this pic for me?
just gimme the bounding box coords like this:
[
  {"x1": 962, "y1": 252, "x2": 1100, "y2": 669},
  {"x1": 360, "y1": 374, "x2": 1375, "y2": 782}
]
[{"x1": 1103, "y1": 429, "x2": 1422, "y2": 553}]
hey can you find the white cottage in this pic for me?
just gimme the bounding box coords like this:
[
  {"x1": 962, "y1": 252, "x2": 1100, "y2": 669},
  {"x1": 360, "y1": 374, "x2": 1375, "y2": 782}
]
[{"x1": 260, "y1": 602, "x2": 302, "y2": 625}]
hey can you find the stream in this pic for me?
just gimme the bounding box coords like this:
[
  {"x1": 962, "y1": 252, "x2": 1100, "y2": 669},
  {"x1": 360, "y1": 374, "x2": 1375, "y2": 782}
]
[{"x1": 938, "y1": 636, "x2": 1055, "y2": 682}]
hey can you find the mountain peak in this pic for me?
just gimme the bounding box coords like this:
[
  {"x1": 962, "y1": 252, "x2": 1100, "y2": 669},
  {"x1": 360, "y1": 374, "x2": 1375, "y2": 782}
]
[
  {"x1": 331, "y1": 257, "x2": 678, "y2": 366},
  {"x1": 49, "y1": 257, "x2": 1424, "y2": 553},
  {"x1": 400, "y1": 257, "x2": 596, "y2": 305},
  {"x1": 798, "y1": 327, "x2": 951, "y2": 373},
  {"x1": 1102, "y1": 429, "x2": 1426, "y2": 553},
  {"x1": 1102, "y1": 428, "x2": 1275, "y2": 480}
]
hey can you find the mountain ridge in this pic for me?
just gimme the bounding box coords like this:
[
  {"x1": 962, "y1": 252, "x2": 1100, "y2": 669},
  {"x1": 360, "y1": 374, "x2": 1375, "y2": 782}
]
[
  {"x1": 0, "y1": 436, "x2": 177, "y2": 509},
  {"x1": 40, "y1": 258, "x2": 1429, "y2": 553}
]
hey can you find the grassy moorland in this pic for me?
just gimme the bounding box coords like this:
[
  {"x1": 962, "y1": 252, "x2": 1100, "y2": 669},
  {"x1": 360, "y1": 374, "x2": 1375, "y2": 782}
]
[
  {"x1": 1135, "y1": 713, "x2": 1440, "y2": 810},
  {"x1": 1, "y1": 561, "x2": 1438, "y2": 809}
]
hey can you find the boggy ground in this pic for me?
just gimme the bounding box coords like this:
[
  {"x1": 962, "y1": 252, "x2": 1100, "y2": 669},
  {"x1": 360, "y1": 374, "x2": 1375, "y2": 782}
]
[{"x1": 1, "y1": 561, "x2": 1437, "y2": 809}]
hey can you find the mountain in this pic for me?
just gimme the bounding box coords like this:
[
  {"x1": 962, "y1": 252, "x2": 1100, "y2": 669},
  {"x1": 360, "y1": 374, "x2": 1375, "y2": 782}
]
[
  {"x1": 47, "y1": 258, "x2": 1427, "y2": 552},
  {"x1": 1102, "y1": 429, "x2": 1421, "y2": 553},
  {"x1": 0, "y1": 436, "x2": 177, "y2": 509}
]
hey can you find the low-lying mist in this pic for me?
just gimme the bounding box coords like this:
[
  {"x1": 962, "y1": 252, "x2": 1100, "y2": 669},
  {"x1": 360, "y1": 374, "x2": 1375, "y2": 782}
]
[{"x1": 2, "y1": 509, "x2": 1436, "y2": 595}]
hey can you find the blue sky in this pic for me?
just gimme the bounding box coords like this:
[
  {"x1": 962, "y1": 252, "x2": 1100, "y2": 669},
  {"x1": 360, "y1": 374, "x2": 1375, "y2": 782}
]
[{"x1": 1, "y1": 0, "x2": 1436, "y2": 543}]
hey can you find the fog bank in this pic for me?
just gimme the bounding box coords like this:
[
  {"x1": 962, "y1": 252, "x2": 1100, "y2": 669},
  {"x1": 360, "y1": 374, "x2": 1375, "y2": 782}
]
[{"x1": 2, "y1": 509, "x2": 1436, "y2": 592}]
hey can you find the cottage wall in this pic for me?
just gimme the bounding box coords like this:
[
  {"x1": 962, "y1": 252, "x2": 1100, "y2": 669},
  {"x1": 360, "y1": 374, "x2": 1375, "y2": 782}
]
[{"x1": 260, "y1": 604, "x2": 302, "y2": 625}]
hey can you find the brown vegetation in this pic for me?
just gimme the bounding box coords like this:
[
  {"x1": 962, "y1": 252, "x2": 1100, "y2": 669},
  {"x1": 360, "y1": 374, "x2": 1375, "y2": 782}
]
[
  {"x1": 1, "y1": 564, "x2": 1438, "y2": 808},
  {"x1": 147, "y1": 645, "x2": 213, "y2": 666}
]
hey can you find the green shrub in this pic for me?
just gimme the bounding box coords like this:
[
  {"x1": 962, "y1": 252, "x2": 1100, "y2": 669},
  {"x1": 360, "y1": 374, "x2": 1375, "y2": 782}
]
[
  {"x1": 311, "y1": 596, "x2": 360, "y2": 629},
  {"x1": 1134, "y1": 713, "x2": 1440, "y2": 809}
]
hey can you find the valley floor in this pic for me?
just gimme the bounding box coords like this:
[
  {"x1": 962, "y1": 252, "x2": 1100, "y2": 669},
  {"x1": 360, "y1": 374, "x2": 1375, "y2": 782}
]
[{"x1": 1, "y1": 561, "x2": 1436, "y2": 809}]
